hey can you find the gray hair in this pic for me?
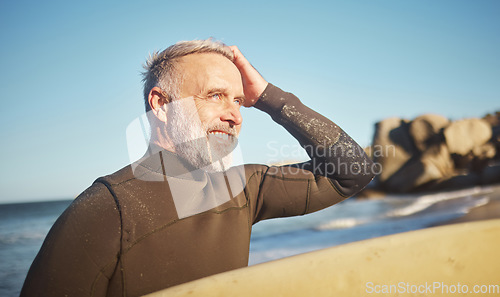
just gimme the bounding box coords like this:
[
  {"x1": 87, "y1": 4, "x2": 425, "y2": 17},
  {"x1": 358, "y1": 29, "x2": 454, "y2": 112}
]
[{"x1": 141, "y1": 39, "x2": 234, "y2": 112}]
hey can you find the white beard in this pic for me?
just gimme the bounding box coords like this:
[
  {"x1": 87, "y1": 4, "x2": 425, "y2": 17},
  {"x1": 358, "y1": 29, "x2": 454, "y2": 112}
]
[{"x1": 166, "y1": 98, "x2": 238, "y2": 172}]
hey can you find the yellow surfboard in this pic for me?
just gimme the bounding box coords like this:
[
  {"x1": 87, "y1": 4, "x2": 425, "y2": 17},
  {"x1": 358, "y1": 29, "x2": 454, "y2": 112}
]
[{"x1": 145, "y1": 219, "x2": 500, "y2": 297}]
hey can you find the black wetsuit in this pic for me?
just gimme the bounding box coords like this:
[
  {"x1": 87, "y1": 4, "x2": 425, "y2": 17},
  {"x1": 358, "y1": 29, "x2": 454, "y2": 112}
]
[{"x1": 20, "y1": 84, "x2": 374, "y2": 297}]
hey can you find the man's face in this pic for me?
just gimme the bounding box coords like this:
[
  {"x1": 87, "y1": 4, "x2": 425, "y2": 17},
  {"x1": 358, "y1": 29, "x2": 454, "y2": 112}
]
[
  {"x1": 178, "y1": 53, "x2": 244, "y2": 133},
  {"x1": 167, "y1": 53, "x2": 245, "y2": 171}
]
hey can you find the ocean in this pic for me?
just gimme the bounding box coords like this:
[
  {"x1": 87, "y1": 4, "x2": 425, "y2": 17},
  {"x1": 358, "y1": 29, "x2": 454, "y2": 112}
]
[{"x1": 0, "y1": 186, "x2": 494, "y2": 296}]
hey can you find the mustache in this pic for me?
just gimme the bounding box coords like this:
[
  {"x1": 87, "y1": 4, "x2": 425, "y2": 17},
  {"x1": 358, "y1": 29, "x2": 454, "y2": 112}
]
[{"x1": 205, "y1": 123, "x2": 239, "y2": 137}]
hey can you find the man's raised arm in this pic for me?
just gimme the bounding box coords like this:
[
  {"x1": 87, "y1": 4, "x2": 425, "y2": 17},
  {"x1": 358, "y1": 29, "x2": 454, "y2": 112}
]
[{"x1": 230, "y1": 46, "x2": 375, "y2": 217}]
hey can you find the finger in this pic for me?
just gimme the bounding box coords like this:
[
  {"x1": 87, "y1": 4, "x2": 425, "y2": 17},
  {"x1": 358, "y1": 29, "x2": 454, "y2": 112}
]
[
  {"x1": 228, "y1": 45, "x2": 240, "y2": 58},
  {"x1": 229, "y1": 45, "x2": 250, "y2": 68}
]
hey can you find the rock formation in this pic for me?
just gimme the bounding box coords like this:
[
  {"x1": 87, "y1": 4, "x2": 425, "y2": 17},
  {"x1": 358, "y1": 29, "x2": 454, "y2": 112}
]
[{"x1": 369, "y1": 111, "x2": 500, "y2": 193}]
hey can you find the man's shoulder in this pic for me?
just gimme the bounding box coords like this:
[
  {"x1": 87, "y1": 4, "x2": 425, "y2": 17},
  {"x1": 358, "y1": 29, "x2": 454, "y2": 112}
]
[
  {"x1": 95, "y1": 163, "x2": 136, "y2": 187},
  {"x1": 67, "y1": 164, "x2": 136, "y2": 213},
  {"x1": 240, "y1": 163, "x2": 267, "y2": 178}
]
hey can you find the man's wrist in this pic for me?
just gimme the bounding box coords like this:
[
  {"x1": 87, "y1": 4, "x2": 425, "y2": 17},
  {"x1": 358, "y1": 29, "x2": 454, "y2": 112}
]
[{"x1": 254, "y1": 83, "x2": 300, "y2": 116}]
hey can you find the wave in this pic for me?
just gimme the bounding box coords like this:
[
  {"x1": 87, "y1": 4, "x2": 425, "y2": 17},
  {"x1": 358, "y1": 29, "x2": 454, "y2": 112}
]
[
  {"x1": 315, "y1": 186, "x2": 493, "y2": 231},
  {"x1": 0, "y1": 231, "x2": 47, "y2": 245},
  {"x1": 315, "y1": 217, "x2": 371, "y2": 230},
  {"x1": 385, "y1": 187, "x2": 492, "y2": 217}
]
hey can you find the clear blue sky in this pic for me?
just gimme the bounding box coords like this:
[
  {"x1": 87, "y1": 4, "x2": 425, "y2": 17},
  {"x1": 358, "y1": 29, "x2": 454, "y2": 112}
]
[{"x1": 1, "y1": 0, "x2": 499, "y2": 203}]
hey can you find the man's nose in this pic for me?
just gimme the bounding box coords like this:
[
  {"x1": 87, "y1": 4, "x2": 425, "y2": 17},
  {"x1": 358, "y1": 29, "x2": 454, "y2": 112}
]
[{"x1": 220, "y1": 101, "x2": 243, "y2": 126}]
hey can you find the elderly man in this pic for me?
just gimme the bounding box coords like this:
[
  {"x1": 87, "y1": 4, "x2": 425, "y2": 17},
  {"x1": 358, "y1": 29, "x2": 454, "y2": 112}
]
[{"x1": 21, "y1": 39, "x2": 375, "y2": 297}]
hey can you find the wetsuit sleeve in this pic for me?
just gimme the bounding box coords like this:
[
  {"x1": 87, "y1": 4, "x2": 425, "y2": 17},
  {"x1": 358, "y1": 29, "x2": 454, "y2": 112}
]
[
  {"x1": 250, "y1": 83, "x2": 375, "y2": 223},
  {"x1": 20, "y1": 182, "x2": 121, "y2": 297}
]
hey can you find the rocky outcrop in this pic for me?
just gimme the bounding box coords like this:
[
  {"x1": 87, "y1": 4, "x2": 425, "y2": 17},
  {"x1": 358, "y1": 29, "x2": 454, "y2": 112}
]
[
  {"x1": 369, "y1": 111, "x2": 500, "y2": 193},
  {"x1": 444, "y1": 118, "x2": 492, "y2": 156},
  {"x1": 372, "y1": 118, "x2": 415, "y2": 185},
  {"x1": 410, "y1": 114, "x2": 450, "y2": 152}
]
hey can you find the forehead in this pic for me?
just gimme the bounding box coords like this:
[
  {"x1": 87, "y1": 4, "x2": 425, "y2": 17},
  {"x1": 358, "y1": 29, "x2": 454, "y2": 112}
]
[{"x1": 176, "y1": 53, "x2": 243, "y2": 95}]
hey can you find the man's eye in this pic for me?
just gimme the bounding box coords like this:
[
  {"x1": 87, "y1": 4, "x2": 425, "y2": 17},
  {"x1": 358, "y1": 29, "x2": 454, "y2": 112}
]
[
  {"x1": 234, "y1": 98, "x2": 243, "y2": 106},
  {"x1": 210, "y1": 93, "x2": 222, "y2": 100}
]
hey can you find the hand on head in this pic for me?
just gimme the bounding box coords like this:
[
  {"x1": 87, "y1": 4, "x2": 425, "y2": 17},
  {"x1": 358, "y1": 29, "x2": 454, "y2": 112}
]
[{"x1": 229, "y1": 46, "x2": 268, "y2": 107}]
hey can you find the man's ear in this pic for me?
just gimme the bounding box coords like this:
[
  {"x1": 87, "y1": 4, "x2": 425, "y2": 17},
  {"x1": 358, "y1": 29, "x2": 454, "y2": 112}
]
[{"x1": 148, "y1": 87, "x2": 169, "y2": 122}]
